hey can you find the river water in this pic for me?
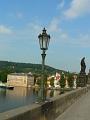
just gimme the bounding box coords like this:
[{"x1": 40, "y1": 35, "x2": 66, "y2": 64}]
[{"x1": 0, "y1": 87, "x2": 60, "y2": 113}]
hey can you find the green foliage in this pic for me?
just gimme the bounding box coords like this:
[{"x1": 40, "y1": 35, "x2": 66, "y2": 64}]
[
  {"x1": 0, "y1": 61, "x2": 66, "y2": 82},
  {"x1": 43, "y1": 73, "x2": 48, "y2": 87},
  {"x1": 68, "y1": 74, "x2": 73, "y2": 88},
  {"x1": 0, "y1": 61, "x2": 64, "y2": 75},
  {"x1": 0, "y1": 68, "x2": 13, "y2": 82},
  {"x1": 50, "y1": 77, "x2": 54, "y2": 87},
  {"x1": 36, "y1": 79, "x2": 41, "y2": 85},
  {"x1": 60, "y1": 74, "x2": 66, "y2": 88},
  {"x1": 0, "y1": 72, "x2": 7, "y2": 82},
  {"x1": 36, "y1": 73, "x2": 48, "y2": 87}
]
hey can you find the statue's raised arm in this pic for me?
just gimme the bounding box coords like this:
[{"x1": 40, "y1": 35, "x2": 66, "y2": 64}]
[{"x1": 80, "y1": 57, "x2": 86, "y2": 74}]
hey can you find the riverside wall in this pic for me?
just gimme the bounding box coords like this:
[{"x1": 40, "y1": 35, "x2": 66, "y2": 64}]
[{"x1": 0, "y1": 87, "x2": 89, "y2": 120}]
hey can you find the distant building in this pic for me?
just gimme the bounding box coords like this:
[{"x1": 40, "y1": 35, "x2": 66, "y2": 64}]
[{"x1": 7, "y1": 73, "x2": 34, "y2": 87}]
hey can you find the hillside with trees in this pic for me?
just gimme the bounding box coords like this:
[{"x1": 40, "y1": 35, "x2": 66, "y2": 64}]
[{"x1": 0, "y1": 60, "x2": 66, "y2": 82}]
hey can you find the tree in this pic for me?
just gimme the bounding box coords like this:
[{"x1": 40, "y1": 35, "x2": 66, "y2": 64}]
[
  {"x1": 0, "y1": 71, "x2": 7, "y2": 82},
  {"x1": 43, "y1": 73, "x2": 48, "y2": 87},
  {"x1": 50, "y1": 77, "x2": 54, "y2": 87},
  {"x1": 60, "y1": 74, "x2": 66, "y2": 88},
  {"x1": 68, "y1": 73, "x2": 73, "y2": 88}
]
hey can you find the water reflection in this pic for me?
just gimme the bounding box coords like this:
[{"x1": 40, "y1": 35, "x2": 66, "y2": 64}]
[
  {"x1": 0, "y1": 87, "x2": 60, "y2": 113},
  {"x1": 0, "y1": 87, "x2": 36, "y2": 113},
  {"x1": 0, "y1": 88, "x2": 6, "y2": 98},
  {"x1": 33, "y1": 88, "x2": 60, "y2": 99},
  {"x1": 46, "y1": 90, "x2": 60, "y2": 98}
]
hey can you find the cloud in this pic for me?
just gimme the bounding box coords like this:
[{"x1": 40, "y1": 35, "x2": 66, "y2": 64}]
[
  {"x1": 16, "y1": 13, "x2": 23, "y2": 19},
  {"x1": 27, "y1": 22, "x2": 42, "y2": 33},
  {"x1": 0, "y1": 22, "x2": 42, "y2": 43},
  {"x1": 47, "y1": 17, "x2": 69, "y2": 45},
  {"x1": 59, "y1": 33, "x2": 90, "y2": 48},
  {"x1": 57, "y1": 0, "x2": 65, "y2": 9},
  {"x1": 0, "y1": 25, "x2": 12, "y2": 34},
  {"x1": 73, "y1": 34, "x2": 90, "y2": 47},
  {"x1": 0, "y1": 19, "x2": 89, "y2": 51},
  {"x1": 0, "y1": 22, "x2": 41, "y2": 56},
  {"x1": 47, "y1": 17, "x2": 90, "y2": 48},
  {"x1": 9, "y1": 12, "x2": 23, "y2": 19},
  {"x1": 64, "y1": 0, "x2": 90, "y2": 19},
  {"x1": 48, "y1": 18, "x2": 61, "y2": 32}
]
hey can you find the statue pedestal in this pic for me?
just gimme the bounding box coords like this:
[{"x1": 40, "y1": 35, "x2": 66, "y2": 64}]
[
  {"x1": 73, "y1": 79, "x2": 77, "y2": 89},
  {"x1": 87, "y1": 69, "x2": 90, "y2": 84},
  {"x1": 65, "y1": 79, "x2": 69, "y2": 88},
  {"x1": 87, "y1": 73, "x2": 90, "y2": 84},
  {"x1": 77, "y1": 73, "x2": 87, "y2": 87}
]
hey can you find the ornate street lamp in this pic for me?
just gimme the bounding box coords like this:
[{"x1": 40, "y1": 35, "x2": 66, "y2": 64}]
[{"x1": 38, "y1": 28, "x2": 50, "y2": 102}]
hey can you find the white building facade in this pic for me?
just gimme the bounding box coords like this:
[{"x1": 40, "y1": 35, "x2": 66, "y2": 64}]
[{"x1": 7, "y1": 73, "x2": 34, "y2": 87}]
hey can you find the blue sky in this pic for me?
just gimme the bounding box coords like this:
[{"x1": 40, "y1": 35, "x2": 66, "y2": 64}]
[{"x1": 0, "y1": 0, "x2": 90, "y2": 73}]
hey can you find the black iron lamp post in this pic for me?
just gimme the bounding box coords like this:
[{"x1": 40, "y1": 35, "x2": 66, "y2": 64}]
[{"x1": 38, "y1": 28, "x2": 50, "y2": 102}]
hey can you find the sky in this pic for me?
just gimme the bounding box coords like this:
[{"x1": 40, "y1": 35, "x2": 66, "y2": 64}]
[{"x1": 0, "y1": 0, "x2": 90, "y2": 73}]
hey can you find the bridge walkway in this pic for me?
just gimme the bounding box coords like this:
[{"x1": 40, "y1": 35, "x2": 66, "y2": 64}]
[{"x1": 56, "y1": 90, "x2": 90, "y2": 120}]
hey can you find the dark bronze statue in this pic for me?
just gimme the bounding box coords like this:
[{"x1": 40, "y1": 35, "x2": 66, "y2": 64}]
[{"x1": 80, "y1": 57, "x2": 86, "y2": 73}]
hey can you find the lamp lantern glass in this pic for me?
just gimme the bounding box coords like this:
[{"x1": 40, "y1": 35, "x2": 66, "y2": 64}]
[{"x1": 38, "y1": 28, "x2": 50, "y2": 50}]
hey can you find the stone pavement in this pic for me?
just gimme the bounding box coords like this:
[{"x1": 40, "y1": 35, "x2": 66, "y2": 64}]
[{"x1": 56, "y1": 90, "x2": 90, "y2": 120}]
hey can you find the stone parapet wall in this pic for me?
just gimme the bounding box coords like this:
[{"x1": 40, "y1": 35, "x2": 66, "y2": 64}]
[{"x1": 0, "y1": 86, "x2": 89, "y2": 120}]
